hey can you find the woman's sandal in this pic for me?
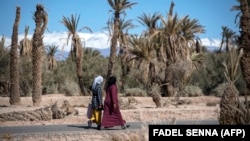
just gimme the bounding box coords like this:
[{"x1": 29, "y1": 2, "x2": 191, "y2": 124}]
[
  {"x1": 88, "y1": 120, "x2": 92, "y2": 128},
  {"x1": 121, "y1": 124, "x2": 130, "y2": 129}
]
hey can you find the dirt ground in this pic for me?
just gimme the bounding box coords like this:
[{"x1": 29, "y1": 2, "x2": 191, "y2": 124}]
[
  {"x1": 0, "y1": 94, "x2": 222, "y2": 141},
  {"x1": 0, "y1": 94, "x2": 221, "y2": 125}
]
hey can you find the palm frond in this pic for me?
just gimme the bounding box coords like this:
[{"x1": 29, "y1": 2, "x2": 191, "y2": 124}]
[
  {"x1": 191, "y1": 52, "x2": 205, "y2": 70},
  {"x1": 20, "y1": 26, "x2": 32, "y2": 56},
  {"x1": 223, "y1": 48, "x2": 243, "y2": 84},
  {"x1": 108, "y1": 0, "x2": 137, "y2": 16},
  {"x1": 46, "y1": 44, "x2": 58, "y2": 56}
]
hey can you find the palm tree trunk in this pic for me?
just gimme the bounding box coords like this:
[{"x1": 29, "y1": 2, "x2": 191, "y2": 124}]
[
  {"x1": 9, "y1": 6, "x2": 21, "y2": 105},
  {"x1": 105, "y1": 13, "x2": 120, "y2": 87},
  {"x1": 239, "y1": 0, "x2": 250, "y2": 92},
  {"x1": 219, "y1": 83, "x2": 239, "y2": 124},
  {"x1": 165, "y1": 66, "x2": 175, "y2": 97},
  {"x1": 164, "y1": 37, "x2": 175, "y2": 97},
  {"x1": 32, "y1": 4, "x2": 48, "y2": 106},
  {"x1": 149, "y1": 61, "x2": 156, "y2": 86},
  {"x1": 75, "y1": 44, "x2": 86, "y2": 95},
  {"x1": 120, "y1": 55, "x2": 127, "y2": 92}
]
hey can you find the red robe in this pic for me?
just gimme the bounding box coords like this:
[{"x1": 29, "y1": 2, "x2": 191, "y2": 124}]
[{"x1": 101, "y1": 84, "x2": 126, "y2": 127}]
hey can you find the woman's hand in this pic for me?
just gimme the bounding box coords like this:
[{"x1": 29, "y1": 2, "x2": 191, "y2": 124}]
[
  {"x1": 113, "y1": 104, "x2": 117, "y2": 109},
  {"x1": 98, "y1": 105, "x2": 103, "y2": 110}
]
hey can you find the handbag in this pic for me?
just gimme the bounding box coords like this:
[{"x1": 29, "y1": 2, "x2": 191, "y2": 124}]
[{"x1": 87, "y1": 103, "x2": 92, "y2": 119}]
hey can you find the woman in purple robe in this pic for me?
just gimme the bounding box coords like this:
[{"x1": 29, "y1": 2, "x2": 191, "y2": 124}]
[{"x1": 101, "y1": 76, "x2": 128, "y2": 129}]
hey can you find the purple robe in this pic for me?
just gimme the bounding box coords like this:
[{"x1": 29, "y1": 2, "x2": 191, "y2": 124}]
[{"x1": 101, "y1": 84, "x2": 126, "y2": 127}]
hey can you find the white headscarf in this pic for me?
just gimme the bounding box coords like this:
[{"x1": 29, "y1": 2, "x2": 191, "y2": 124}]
[{"x1": 92, "y1": 75, "x2": 103, "y2": 91}]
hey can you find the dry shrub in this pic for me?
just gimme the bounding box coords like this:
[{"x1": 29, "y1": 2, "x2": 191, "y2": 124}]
[
  {"x1": 78, "y1": 104, "x2": 86, "y2": 107},
  {"x1": 1, "y1": 133, "x2": 12, "y2": 140},
  {"x1": 125, "y1": 88, "x2": 147, "y2": 97},
  {"x1": 62, "y1": 80, "x2": 80, "y2": 96},
  {"x1": 149, "y1": 84, "x2": 162, "y2": 108},
  {"x1": 176, "y1": 99, "x2": 191, "y2": 105},
  {"x1": 162, "y1": 97, "x2": 191, "y2": 107},
  {"x1": 109, "y1": 124, "x2": 148, "y2": 141},
  {"x1": 128, "y1": 97, "x2": 139, "y2": 105},
  {"x1": 0, "y1": 105, "x2": 53, "y2": 121},
  {"x1": 45, "y1": 83, "x2": 59, "y2": 94},
  {"x1": 51, "y1": 102, "x2": 65, "y2": 119},
  {"x1": 138, "y1": 122, "x2": 149, "y2": 141},
  {"x1": 110, "y1": 133, "x2": 130, "y2": 141},
  {"x1": 0, "y1": 101, "x2": 80, "y2": 122},
  {"x1": 60, "y1": 100, "x2": 79, "y2": 116},
  {"x1": 206, "y1": 101, "x2": 218, "y2": 106},
  {"x1": 119, "y1": 97, "x2": 138, "y2": 110},
  {"x1": 182, "y1": 85, "x2": 203, "y2": 97},
  {"x1": 128, "y1": 133, "x2": 141, "y2": 141}
]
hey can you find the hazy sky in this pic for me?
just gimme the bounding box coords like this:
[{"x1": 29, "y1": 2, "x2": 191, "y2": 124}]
[{"x1": 0, "y1": 0, "x2": 239, "y2": 51}]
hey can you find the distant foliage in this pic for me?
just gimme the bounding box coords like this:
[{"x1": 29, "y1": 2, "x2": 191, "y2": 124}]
[
  {"x1": 210, "y1": 83, "x2": 228, "y2": 97},
  {"x1": 1, "y1": 39, "x2": 248, "y2": 98},
  {"x1": 190, "y1": 52, "x2": 247, "y2": 95}
]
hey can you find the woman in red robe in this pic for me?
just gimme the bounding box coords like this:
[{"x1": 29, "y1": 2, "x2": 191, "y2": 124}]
[{"x1": 101, "y1": 76, "x2": 128, "y2": 129}]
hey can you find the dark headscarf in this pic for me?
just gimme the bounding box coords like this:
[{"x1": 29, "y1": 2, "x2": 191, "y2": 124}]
[{"x1": 107, "y1": 76, "x2": 116, "y2": 88}]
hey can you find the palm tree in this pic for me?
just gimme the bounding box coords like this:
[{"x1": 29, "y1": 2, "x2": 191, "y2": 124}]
[
  {"x1": 19, "y1": 26, "x2": 32, "y2": 56},
  {"x1": 0, "y1": 36, "x2": 10, "y2": 96},
  {"x1": 137, "y1": 12, "x2": 161, "y2": 35},
  {"x1": 106, "y1": 0, "x2": 137, "y2": 87},
  {"x1": 32, "y1": 4, "x2": 48, "y2": 106},
  {"x1": 46, "y1": 44, "x2": 58, "y2": 71},
  {"x1": 0, "y1": 36, "x2": 6, "y2": 60},
  {"x1": 0, "y1": 36, "x2": 10, "y2": 80},
  {"x1": 117, "y1": 19, "x2": 135, "y2": 92},
  {"x1": 235, "y1": 0, "x2": 250, "y2": 94},
  {"x1": 0, "y1": 36, "x2": 5, "y2": 51},
  {"x1": 137, "y1": 12, "x2": 163, "y2": 62},
  {"x1": 0, "y1": 35, "x2": 8, "y2": 64},
  {"x1": 61, "y1": 14, "x2": 92, "y2": 95},
  {"x1": 219, "y1": 48, "x2": 243, "y2": 124},
  {"x1": 84, "y1": 48, "x2": 102, "y2": 58},
  {"x1": 9, "y1": 6, "x2": 21, "y2": 105},
  {"x1": 160, "y1": 11, "x2": 190, "y2": 97},
  {"x1": 231, "y1": 0, "x2": 250, "y2": 25},
  {"x1": 105, "y1": 18, "x2": 135, "y2": 92},
  {"x1": 128, "y1": 35, "x2": 157, "y2": 87},
  {"x1": 195, "y1": 37, "x2": 202, "y2": 53},
  {"x1": 158, "y1": 1, "x2": 205, "y2": 96},
  {"x1": 219, "y1": 26, "x2": 237, "y2": 52}
]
